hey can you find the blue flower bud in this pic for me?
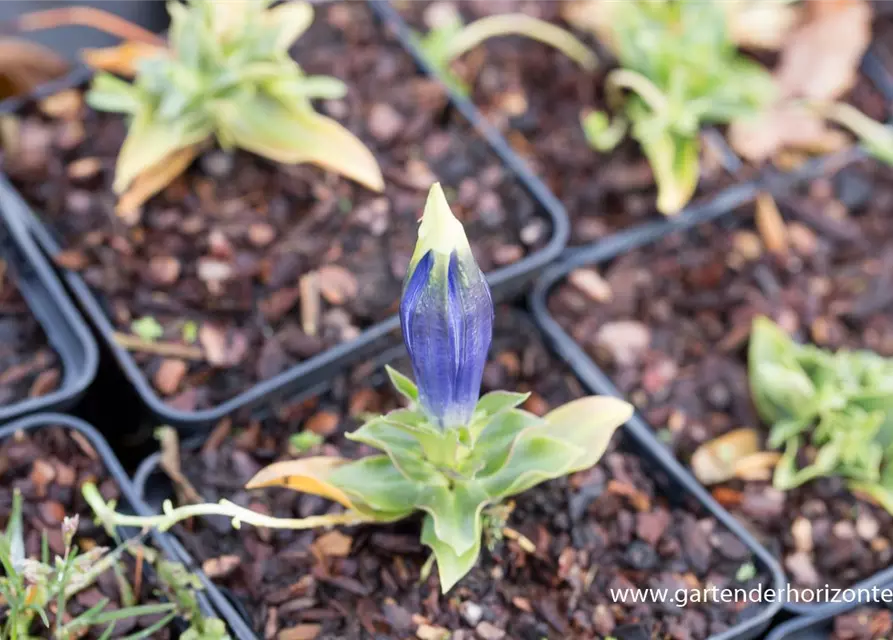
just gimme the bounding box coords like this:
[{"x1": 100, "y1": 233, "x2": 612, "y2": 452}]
[{"x1": 400, "y1": 183, "x2": 494, "y2": 429}]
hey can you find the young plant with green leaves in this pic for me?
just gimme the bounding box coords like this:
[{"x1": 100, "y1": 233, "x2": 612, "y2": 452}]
[
  {"x1": 86, "y1": 0, "x2": 383, "y2": 211},
  {"x1": 576, "y1": 0, "x2": 775, "y2": 215},
  {"x1": 414, "y1": 1, "x2": 773, "y2": 215},
  {"x1": 749, "y1": 317, "x2": 893, "y2": 511},
  {"x1": 81, "y1": 183, "x2": 633, "y2": 592},
  {"x1": 0, "y1": 490, "x2": 228, "y2": 639}
]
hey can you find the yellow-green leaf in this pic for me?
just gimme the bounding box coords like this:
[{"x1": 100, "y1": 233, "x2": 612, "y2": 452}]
[
  {"x1": 217, "y1": 96, "x2": 384, "y2": 193},
  {"x1": 245, "y1": 456, "x2": 355, "y2": 509},
  {"x1": 640, "y1": 131, "x2": 700, "y2": 216},
  {"x1": 263, "y1": 1, "x2": 314, "y2": 51},
  {"x1": 540, "y1": 395, "x2": 633, "y2": 472}
]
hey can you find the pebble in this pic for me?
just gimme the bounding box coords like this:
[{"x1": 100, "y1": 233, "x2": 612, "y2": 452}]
[
  {"x1": 596, "y1": 321, "x2": 651, "y2": 367},
  {"x1": 832, "y1": 520, "x2": 856, "y2": 540},
  {"x1": 39, "y1": 500, "x2": 65, "y2": 525},
  {"x1": 591, "y1": 604, "x2": 615, "y2": 636},
  {"x1": 247, "y1": 223, "x2": 276, "y2": 247},
  {"x1": 636, "y1": 509, "x2": 670, "y2": 545},
  {"x1": 148, "y1": 256, "x2": 181, "y2": 285},
  {"x1": 368, "y1": 103, "x2": 404, "y2": 143},
  {"x1": 154, "y1": 359, "x2": 188, "y2": 395},
  {"x1": 624, "y1": 540, "x2": 658, "y2": 570},
  {"x1": 460, "y1": 601, "x2": 483, "y2": 627},
  {"x1": 475, "y1": 622, "x2": 505, "y2": 640},
  {"x1": 785, "y1": 551, "x2": 819, "y2": 586},
  {"x1": 791, "y1": 517, "x2": 813, "y2": 553},
  {"x1": 568, "y1": 268, "x2": 612, "y2": 303},
  {"x1": 856, "y1": 513, "x2": 880, "y2": 541},
  {"x1": 200, "y1": 150, "x2": 234, "y2": 178}
]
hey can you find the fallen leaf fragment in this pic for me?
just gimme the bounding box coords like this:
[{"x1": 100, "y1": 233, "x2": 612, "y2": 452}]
[
  {"x1": 245, "y1": 456, "x2": 354, "y2": 509},
  {"x1": 775, "y1": 0, "x2": 872, "y2": 101},
  {"x1": 156, "y1": 426, "x2": 203, "y2": 505},
  {"x1": 691, "y1": 428, "x2": 761, "y2": 485},
  {"x1": 733, "y1": 451, "x2": 783, "y2": 481},
  {"x1": 277, "y1": 624, "x2": 321, "y2": 640},
  {"x1": 311, "y1": 530, "x2": 352, "y2": 559},
  {"x1": 201, "y1": 554, "x2": 240, "y2": 579},
  {"x1": 723, "y1": 0, "x2": 801, "y2": 50},
  {"x1": 81, "y1": 41, "x2": 167, "y2": 77}
]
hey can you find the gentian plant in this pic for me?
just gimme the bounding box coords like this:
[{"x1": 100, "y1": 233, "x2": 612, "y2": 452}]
[
  {"x1": 415, "y1": 1, "x2": 774, "y2": 215},
  {"x1": 82, "y1": 184, "x2": 633, "y2": 591},
  {"x1": 749, "y1": 317, "x2": 893, "y2": 512},
  {"x1": 85, "y1": 0, "x2": 384, "y2": 213}
]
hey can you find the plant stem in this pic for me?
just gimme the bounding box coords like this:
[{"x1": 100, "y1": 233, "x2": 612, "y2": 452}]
[
  {"x1": 82, "y1": 483, "x2": 374, "y2": 534},
  {"x1": 446, "y1": 14, "x2": 597, "y2": 70},
  {"x1": 606, "y1": 69, "x2": 669, "y2": 115}
]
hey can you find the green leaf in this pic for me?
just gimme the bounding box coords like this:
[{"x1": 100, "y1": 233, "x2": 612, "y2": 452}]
[
  {"x1": 474, "y1": 391, "x2": 530, "y2": 420},
  {"x1": 346, "y1": 419, "x2": 448, "y2": 486},
  {"x1": 113, "y1": 108, "x2": 211, "y2": 194},
  {"x1": 582, "y1": 110, "x2": 628, "y2": 152},
  {"x1": 288, "y1": 430, "x2": 323, "y2": 453},
  {"x1": 214, "y1": 95, "x2": 384, "y2": 192},
  {"x1": 262, "y1": 1, "x2": 314, "y2": 52},
  {"x1": 479, "y1": 433, "x2": 583, "y2": 500},
  {"x1": 328, "y1": 455, "x2": 422, "y2": 518},
  {"x1": 749, "y1": 317, "x2": 817, "y2": 424},
  {"x1": 86, "y1": 73, "x2": 142, "y2": 114},
  {"x1": 421, "y1": 514, "x2": 482, "y2": 593},
  {"x1": 467, "y1": 409, "x2": 542, "y2": 477},
  {"x1": 539, "y1": 395, "x2": 633, "y2": 473},
  {"x1": 637, "y1": 128, "x2": 699, "y2": 216},
  {"x1": 385, "y1": 365, "x2": 419, "y2": 404},
  {"x1": 416, "y1": 482, "x2": 489, "y2": 557},
  {"x1": 130, "y1": 316, "x2": 164, "y2": 342}
]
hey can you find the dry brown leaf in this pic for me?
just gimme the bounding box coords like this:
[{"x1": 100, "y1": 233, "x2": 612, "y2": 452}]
[
  {"x1": 774, "y1": 0, "x2": 871, "y2": 101},
  {"x1": 311, "y1": 530, "x2": 352, "y2": 559},
  {"x1": 723, "y1": 0, "x2": 802, "y2": 51},
  {"x1": 0, "y1": 38, "x2": 69, "y2": 101},
  {"x1": 245, "y1": 457, "x2": 354, "y2": 509},
  {"x1": 560, "y1": 0, "x2": 616, "y2": 52},
  {"x1": 733, "y1": 451, "x2": 782, "y2": 481},
  {"x1": 278, "y1": 624, "x2": 322, "y2": 640},
  {"x1": 116, "y1": 144, "x2": 202, "y2": 219},
  {"x1": 728, "y1": 103, "x2": 849, "y2": 163},
  {"x1": 755, "y1": 192, "x2": 788, "y2": 256},
  {"x1": 81, "y1": 41, "x2": 167, "y2": 77},
  {"x1": 691, "y1": 428, "x2": 761, "y2": 485}
]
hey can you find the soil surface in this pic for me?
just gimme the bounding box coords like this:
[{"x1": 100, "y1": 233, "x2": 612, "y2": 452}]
[
  {"x1": 0, "y1": 426, "x2": 174, "y2": 638},
  {"x1": 2, "y1": 3, "x2": 550, "y2": 413},
  {"x1": 399, "y1": 0, "x2": 888, "y2": 245},
  {"x1": 548, "y1": 155, "x2": 893, "y2": 595},
  {"x1": 833, "y1": 606, "x2": 893, "y2": 640},
  {"x1": 155, "y1": 311, "x2": 769, "y2": 640},
  {"x1": 0, "y1": 262, "x2": 61, "y2": 405}
]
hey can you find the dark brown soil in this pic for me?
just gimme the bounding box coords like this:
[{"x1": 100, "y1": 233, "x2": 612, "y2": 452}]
[
  {"x1": 157, "y1": 311, "x2": 768, "y2": 640},
  {"x1": 399, "y1": 0, "x2": 889, "y2": 245},
  {"x1": 833, "y1": 606, "x2": 893, "y2": 640},
  {"x1": 0, "y1": 262, "x2": 61, "y2": 404},
  {"x1": 547, "y1": 155, "x2": 893, "y2": 595},
  {"x1": 0, "y1": 426, "x2": 173, "y2": 638},
  {"x1": 1, "y1": 3, "x2": 550, "y2": 413}
]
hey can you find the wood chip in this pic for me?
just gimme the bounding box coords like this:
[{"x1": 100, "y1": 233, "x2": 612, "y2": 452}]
[
  {"x1": 306, "y1": 411, "x2": 339, "y2": 436},
  {"x1": 277, "y1": 624, "x2": 321, "y2": 640},
  {"x1": 311, "y1": 531, "x2": 352, "y2": 559},
  {"x1": 113, "y1": 332, "x2": 205, "y2": 361},
  {"x1": 606, "y1": 479, "x2": 651, "y2": 511},
  {"x1": 300, "y1": 272, "x2": 320, "y2": 337},
  {"x1": 54, "y1": 249, "x2": 90, "y2": 270},
  {"x1": 568, "y1": 268, "x2": 612, "y2": 302},
  {"x1": 28, "y1": 368, "x2": 59, "y2": 397},
  {"x1": 69, "y1": 429, "x2": 98, "y2": 461},
  {"x1": 153, "y1": 359, "x2": 188, "y2": 395},
  {"x1": 67, "y1": 157, "x2": 102, "y2": 180},
  {"x1": 691, "y1": 428, "x2": 761, "y2": 485},
  {"x1": 317, "y1": 265, "x2": 358, "y2": 305},
  {"x1": 201, "y1": 554, "x2": 241, "y2": 579},
  {"x1": 755, "y1": 192, "x2": 788, "y2": 256}
]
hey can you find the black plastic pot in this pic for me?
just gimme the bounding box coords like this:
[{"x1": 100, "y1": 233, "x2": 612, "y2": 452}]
[
  {"x1": 528, "y1": 191, "x2": 893, "y2": 618},
  {"x1": 0, "y1": 181, "x2": 97, "y2": 421},
  {"x1": 0, "y1": 1, "x2": 570, "y2": 433},
  {"x1": 766, "y1": 597, "x2": 893, "y2": 640},
  {"x1": 0, "y1": 412, "x2": 237, "y2": 635},
  {"x1": 0, "y1": 1, "x2": 168, "y2": 63},
  {"x1": 132, "y1": 309, "x2": 785, "y2": 640},
  {"x1": 373, "y1": 0, "x2": 893, "y2": 252}
]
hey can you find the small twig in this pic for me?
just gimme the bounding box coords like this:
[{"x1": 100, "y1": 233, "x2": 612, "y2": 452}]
[
  {"x1": 112, "y1": 332, "x2": 205, "y2": 361},
  {"x1": 133, "y1": 545, "x2": 143, "y2": 602},
  {"x1": 501, "y1": 526, "x2": 536, "y2": 554}
]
